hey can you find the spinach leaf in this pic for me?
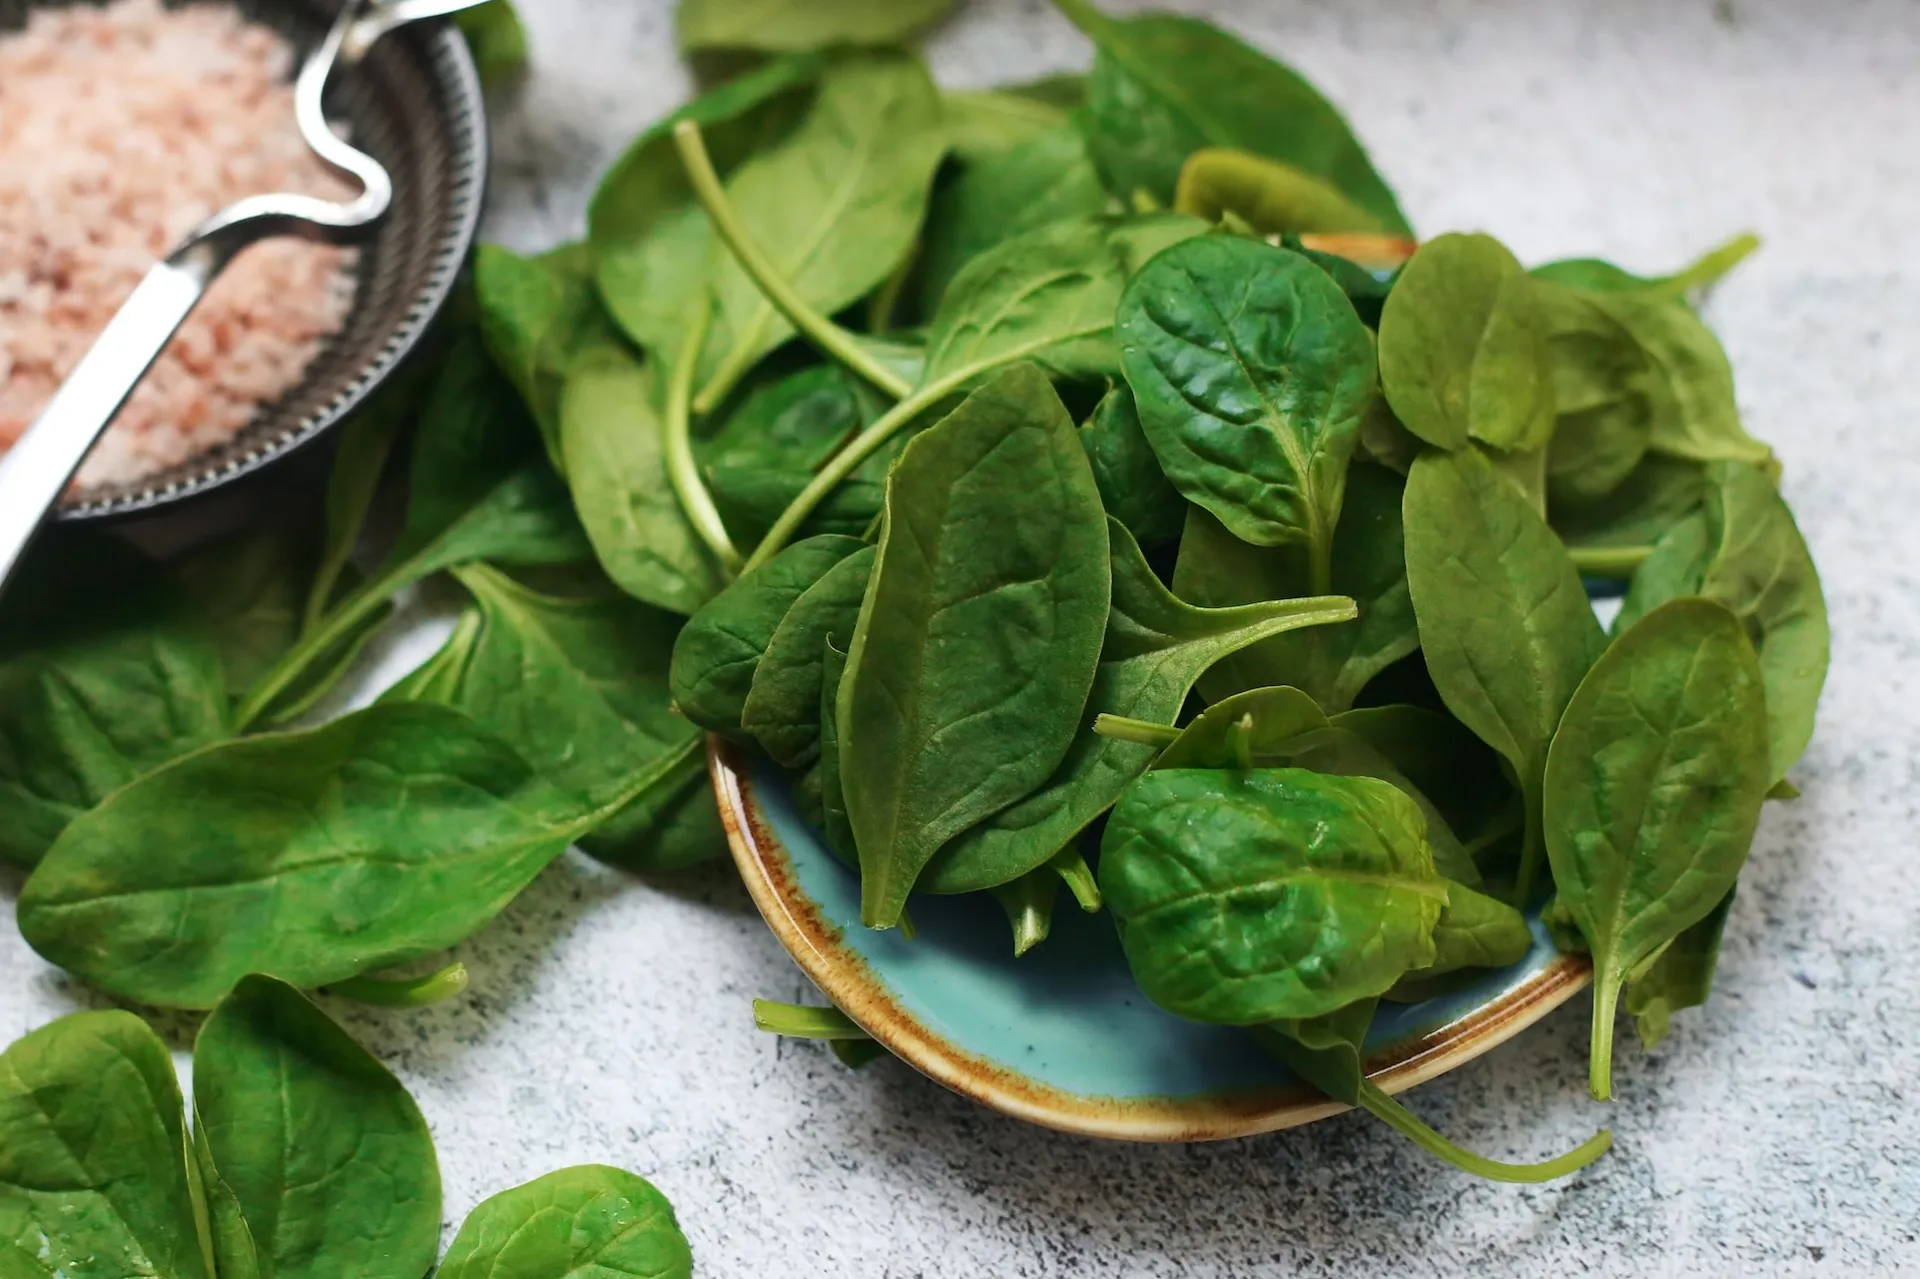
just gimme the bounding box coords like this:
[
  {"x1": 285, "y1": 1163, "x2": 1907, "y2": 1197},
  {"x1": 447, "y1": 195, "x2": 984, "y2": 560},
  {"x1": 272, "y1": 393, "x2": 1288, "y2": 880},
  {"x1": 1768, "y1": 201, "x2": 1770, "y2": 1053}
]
[
  {"x1": 697, "y1": 54, "x2": 947, "y2": 406},
  {"x1": 175, "y1": 527, "x2": 309, "y2": 700},
  {"x1": 1596, "y1": 292, "x2": 1772, "y2": 466},
  {"x1": 562, "y1": 341, "x2": 730, "y2": 616},
  {"x1": 0, "y1": 1012, "x2": 212, "y2": 1279},
  {"x1": 1530, "y1": 232, "x2": 1758, "y2": 302},
  {"x1": 475, "y1": 242, "x2": 617, "y2": 472},
  {"x1": 1100, "y1": 767, "x2": 1444, "y2": 1023},
  {"x1": 18, "y1": 702, "x2": 586, "y2": 1009},
  {"x1": 1552, "y1": 453, "x2": 1707, "y2": 577},
  {"x1": 1079, "y1": 382, "x2": 1186, "y2": 547},
  {"x1": 441, "y1": 1164, "x2": 693, "y2": 1279},
  {"x1": 671, "y1": 534, "x2": 866, "y2": 738},
  {"x1": 920, "y1": 520, "x2": 1355, "y2": 896},
  {"x1": 1333, "y1": 703, "x2": 1518, "y2": 871},
  {"x1": 1172, "y1": 460, "x2": 1415, "y2": 712},
  {"x1": 1624, "y1": 887, "x2": 1736, "y2": 1050},
  {"x1": 677, "y1": 0, "x2": 953, "y2": 52},
  {"x1": 1119, "y1": 235, "x2": 1374, "y2": 576},
  {"x1": 1387, "y1": 881, "x2": 1533, "y2": 998},
  {"x1": 839, "y1": 366, "x2": 1111, "y2": 927},
  {"x1": 303, "y1": 351, "x2": 424, "y2": 629},
  {"x1": 1403, "y1": 447, "x2": 1605, "y2": 903},
  {"x1": 1543, "y1": 597, "x2": 1770, "y2": 1099},
  {"x1": 817, "y1": 637, "x2": 855, "y2": 863},
  {"x1": 1536, "y1": 281, "x2": 1656, "y2": 507},
  {"x1": 194, "y1": 976, "x2": 440, "y2": 1279},
  {"x1": 456, "y1": 0, "x2": 528, "y2": 86},
  {"x1": 191, "y1": 1116, "x2": 264, "y2": 1279},
  {"x1": 1377, "y1": 234, "x2": 1555, "y2": 455},
  {"x1": 1613, "y1": 510, "x2": 1712, "y2": 635},
  {"x1": 382, "y1": 609, "x2": 484, "y2": 706},
  {"x1": 1174, "y1": 147, "x2": 1387, "y2": 236},
  {"x1": 1053, "y1": 0, "x2": 1409, "y2": 232},
  {"x1": 941, "y1": 86, "x2": 1073, "y2": 161},
  {"x1": 742, "y1": 546, "x2": 876, "y2": 768},
  {"x1": 590, "y1": 55, "x2": 820, "y2": 362},
  {"x1": 0, "y1": 537, "x2": 229, "y2": 869}
]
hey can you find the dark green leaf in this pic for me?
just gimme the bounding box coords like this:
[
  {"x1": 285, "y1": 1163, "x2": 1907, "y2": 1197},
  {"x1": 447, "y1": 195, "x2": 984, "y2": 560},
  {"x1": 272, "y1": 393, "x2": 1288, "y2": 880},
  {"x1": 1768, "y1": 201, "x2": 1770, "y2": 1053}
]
[
  {"x1": 1624, "y1": 887, "x2": 1736, "y2": 1050},
  {"x1": 817, "y1": 638, "x2": 855, "y2": 863},
  {"x1": 1536, "y1": 282, "x2": 1656, "y2": 507},
  {"x1": 1595, "y1": 292, "x2": 1772, "y2": 466},
  {"x1": 175, "y1": 527, "x2": 309, "y2": 699},
  {"x1": 1332, "y1": 703, "x2": 1518, "y2": 870},
  {"x1": 677, "y1": 0, "x2": 954, "y2": 52},
  {"x1": 1387, "y1": 881, "x2": 1533, "y2": 999},
  {"x1": 1079, "y1": 383, "x2": 1186, "y2": 547},
  {"x1": 475, "y1": 242, "x2": 618, "y2": 472},
  {"x1": 439, "y1": 1165, "x2": 693, "y2": 1279},
  {"x1": 742, "y1": 547, "x2": 876, "y2": 768},
  {"x1": 1552, "y1": 453, "x2": 1707, "y2": 570}
]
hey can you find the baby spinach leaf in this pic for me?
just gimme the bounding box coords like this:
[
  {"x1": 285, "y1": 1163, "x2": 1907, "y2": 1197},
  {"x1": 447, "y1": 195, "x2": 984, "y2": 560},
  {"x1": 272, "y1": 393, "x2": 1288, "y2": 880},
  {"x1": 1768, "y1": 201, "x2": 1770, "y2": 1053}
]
[
  {"x1": 1053, "y1": 0, "x2": 1409, "y2": 232},
  {"x1": 1624, "y1": 887, "x2": 1736, "y2": 1050},
  {"x1": 1543, "y1": 597, "x2": 1770, "y2": 1099},
  {"x1": 1531, "y1": 233, "x2": 1758, "y2": 303},
  {"x1": 1614, "y1": 510, "x2": 1712, "y2": 635},
  {"x1": 941, "y1": 86, "x2": 1072, "y2": 161},
  {"x1": 1100, "y1": 767, "x2": 1444, "y2": 1023},
  {"x1": 1079, "y1": 382, "x2": 1187, "y2": 547},
  {"x1": 1596, "y1": 292, "x2": 1772, "y2": 467},
  {"x1": 439, "y1": 1165, "x2": 693, "y2": 1279},
  {"x1": 590, "y1": 54, "x2": 819, "y2": 360},
  {"x1": 1536, "y1": 281, "x2": 1656, "y2": 507},
  {"x1": 475, "y1": 242, "x2": 617, "y2": 472},
  {"x1": 698, "y1": 54, "x2": 948, "y2": 404},
  {"x1": 742, "y1": 547, "x2": 876, "y2": 768},
  {"x1": 579, "y1": 738, "x2": 723, "y2": 876},
  {"x1": 456, "y1": 0, "x2": 528, "y2": 86},
  {"x1": 1173, "y1": 460, "x2": 1415, "y2": 712},
  {"x1": 0, "y1": 1011, "x2": 212, "y2": 1279},
  {"x1": 0, "y1": 537, "x2": 229, "y2": 869},
  {"x1": 678, "y1": 0, "x2": 954, "y2": 52},
  {"x1": 1389, "y1": 882, "x2": 1533, "y2": 996},
  {"x1": 1377, "y1": 234, "x2": 1555, "y2": 455},
  {"x1": 920, "y1": 520, "x2": 1355, "y2": 895},
  {"x1": 562, "y1": 342, "x2": 730, "y2": 616},
  {"x1": 1552, "y1": 454, "x2": 1707, "y2": 575},
  {"x1": 191, "y1": 1117, "x2": 263, "y2": 1279},
  {"x1": 817, "y1": 637, "x2": 855, "y2": 863},
  {"x1": 1173, "y1": 147, "x2": 1387, "y2": 236},
  {"x1": 194, "y1": 977, "x2": 441, "y2": 1279},
  {"x1": 175, "y1": 527, "x2": 309, "y2": 700},
  {"x1": 18, "y1": 702, "x2": 586, "y2": 1009},
  {"x1": 1403, "y1": 447, "x2": 1605, "y2": 904},
  {"x1": 1333, "y1": 703, "x2": 1518, "y2": 871},
  {"x1": 839, "y1": 367, "x2": 1111, "y2": 928},
  {"x1": 671, "y1": 534, "x2": 866, "y2": 738},
  {"x1": 1119, "y1": 235, "x2": 1375, "y2": 575},
  {"x1": 382, "y1": 609, "x2": 485, "y2": 707}
]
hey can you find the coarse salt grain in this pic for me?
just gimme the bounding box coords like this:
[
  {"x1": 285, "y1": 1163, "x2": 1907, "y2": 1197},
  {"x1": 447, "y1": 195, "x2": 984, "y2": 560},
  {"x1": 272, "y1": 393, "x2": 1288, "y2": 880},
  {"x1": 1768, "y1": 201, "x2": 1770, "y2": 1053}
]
[{"x1": 0, "y1": 0, "x2": 356, "y2": 491}]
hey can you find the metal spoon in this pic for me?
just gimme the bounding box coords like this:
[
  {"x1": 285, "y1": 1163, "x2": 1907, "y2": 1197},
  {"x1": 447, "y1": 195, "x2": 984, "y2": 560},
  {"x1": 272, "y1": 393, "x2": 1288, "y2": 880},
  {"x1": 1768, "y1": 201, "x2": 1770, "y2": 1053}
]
[{"x1": 0, "y1": 0, "x2": 493, "y2": 595}]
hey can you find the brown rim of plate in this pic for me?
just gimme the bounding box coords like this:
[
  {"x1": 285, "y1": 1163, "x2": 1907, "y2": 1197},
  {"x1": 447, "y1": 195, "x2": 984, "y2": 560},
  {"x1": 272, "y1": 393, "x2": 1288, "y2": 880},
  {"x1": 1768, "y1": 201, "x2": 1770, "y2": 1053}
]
[{"x1": 710, "y1": 737, "x2": 1593, "y2": 1144}]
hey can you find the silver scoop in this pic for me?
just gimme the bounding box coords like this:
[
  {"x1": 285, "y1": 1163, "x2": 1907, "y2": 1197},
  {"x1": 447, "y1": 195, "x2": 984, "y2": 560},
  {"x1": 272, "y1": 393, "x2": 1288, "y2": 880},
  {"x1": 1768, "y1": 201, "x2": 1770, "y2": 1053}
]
[{"x1": 0, "y1": 0, "x2": 492, "y2": 595}]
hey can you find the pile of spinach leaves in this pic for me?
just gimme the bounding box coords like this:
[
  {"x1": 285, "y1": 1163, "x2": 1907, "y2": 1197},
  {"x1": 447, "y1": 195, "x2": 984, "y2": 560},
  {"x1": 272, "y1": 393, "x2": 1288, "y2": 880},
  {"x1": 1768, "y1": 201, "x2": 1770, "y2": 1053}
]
[{"x1": 0, "y1": 0, "x2": 1829, "y2": 1191}]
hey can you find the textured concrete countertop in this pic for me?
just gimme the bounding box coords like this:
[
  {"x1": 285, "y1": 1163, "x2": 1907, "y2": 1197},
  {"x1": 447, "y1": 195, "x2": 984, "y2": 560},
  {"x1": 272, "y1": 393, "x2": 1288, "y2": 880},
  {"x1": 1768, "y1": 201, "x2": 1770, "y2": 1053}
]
[{"x1": 4, "y1": 1, "x2": 1919, "y2": 1274}]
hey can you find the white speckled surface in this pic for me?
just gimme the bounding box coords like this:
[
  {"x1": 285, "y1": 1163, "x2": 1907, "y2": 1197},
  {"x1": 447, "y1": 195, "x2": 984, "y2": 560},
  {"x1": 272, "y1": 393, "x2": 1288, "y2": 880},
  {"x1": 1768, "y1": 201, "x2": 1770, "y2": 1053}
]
[{"x1": 5, "y1": 0, "x2": 1920, "y2": 1273}]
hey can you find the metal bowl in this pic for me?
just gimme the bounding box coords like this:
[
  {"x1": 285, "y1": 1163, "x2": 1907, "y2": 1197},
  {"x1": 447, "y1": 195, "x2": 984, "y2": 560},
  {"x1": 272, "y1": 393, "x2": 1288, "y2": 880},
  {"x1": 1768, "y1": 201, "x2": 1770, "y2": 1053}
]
[{"x1": 0, "y1": 0, "x2": 488, "y2": 521}]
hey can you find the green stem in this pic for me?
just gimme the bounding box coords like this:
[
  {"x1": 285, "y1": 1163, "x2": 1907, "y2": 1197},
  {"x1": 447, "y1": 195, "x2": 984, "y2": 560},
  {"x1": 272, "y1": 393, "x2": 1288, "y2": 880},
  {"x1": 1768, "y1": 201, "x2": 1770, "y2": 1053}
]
[
  {"x1": 1666, "y1": 231, "x2": 1761, "y2": 298},
  {"x1": 236, "y1": 562, "x2": 410, "y2": 730},
  {"x1": 1569, "y1": 545, "x2": 1652, "y2": 579},
  {"x1": 1308, "y1": 527, "x2": 1335, "y2": 598},
  {"x1": 1590, "y1": 969, "x2": 1622, "y2": 1101},
  {"x1": 1049, "y1": 847, "x2": 1103, "y2": 913},
  {"x1": 866, "y1": 241, "x2": 917, "y2": 336},
  {"x1": 664, "y1": 295, "x2": 743, "y2": 575},
  {"x1": 1092, "y1": 714, "x2": 1182, "y2": 747},
  {"x1": 994, "y1": 883, "x2": 1054, "y2": 957},
  {"x1": 1512, "y1": 774, "x2": 1546, "y2": 909},
  {"x1": 674, "y1": 120, "x2": 913, "y2": 412},
  {"x1": 569, "y1": 736, "x2": 706, "y2": 838},
  {"x1": 328, "y1": 962, "x2": 469, "y2": 1009},
  {"x1": 1358, "y1": 1080, "x2": 1613, "y2": 1183},
  {"x1": 752, "y1": 999, "x2": 871, "y2": 1041}
]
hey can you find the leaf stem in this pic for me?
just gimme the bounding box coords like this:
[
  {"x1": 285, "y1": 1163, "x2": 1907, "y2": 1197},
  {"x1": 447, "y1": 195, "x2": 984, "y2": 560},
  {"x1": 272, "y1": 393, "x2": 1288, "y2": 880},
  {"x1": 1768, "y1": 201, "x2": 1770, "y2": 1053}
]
[
  {"x1": 236, "y1": 561, "x2": 409, "y2": 731},
  {"x1": 1092, "y1": 714, "x2": 1182, "y2": 747},
  {"x1": 1050, "y1": 847, "x2": 1103, "y2": 913},
  {"x1": 674, "y1": 120, "x2": 913, "y2": 412},
  {"x1": 1667, "y1": 232, "x2": 1761, "y2": 299},
  {"x1": 1358, "y1": 1079, "x2": 1613, "y2": 1182},
  {"x1": 664, "y1": 295, "x2": 743, "y2": 575},
  {"x1": 753, "y1": 999, "x2": 871, "y2": 1040},
  {"x1": 1569, "y1": 546, "x2": 1651, "y2": 579},
  {"x1": 327, "y1": 962, "x2": 470, "y2": 1009},
  {"x1": 1512, "y1": 774, "x2": 1546, "y2": 909},
  {"x1": 1590, "y1": 969, "x2": 1622, "y2": 1101},
  {"x1": 866, "y1": 241, "x2": 917, "y2": 336}
]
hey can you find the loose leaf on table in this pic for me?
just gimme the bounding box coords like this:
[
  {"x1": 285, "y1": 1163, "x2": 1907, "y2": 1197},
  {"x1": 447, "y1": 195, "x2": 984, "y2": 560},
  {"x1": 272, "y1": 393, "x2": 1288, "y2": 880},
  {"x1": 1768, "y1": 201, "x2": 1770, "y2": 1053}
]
[
  {"x1": 1597, "y1": 291, "x2": 1772, "y2": 467},
  {"x1": 0, "y1": 1012, "x2": 211, "y2": 1279},
  {"x1": 1543, "y1": 597, "x2": 1769, "y2": 1099},
  {"x1": 440, "y1": 1165, "x2": 693, "y2": 1279},
  {"x1": 671, "y1": 534, "x2": 866, "y2": 737},
  {"x1": 0, "y1": 536, "x2": 229, "y2": 869},
  {"x1": 1053, "y1": 0, "x2": 1410, "y2": 232},
  {"x1": 1377, "y1": 233, "x2": 1555, "y2": 454},
  {"x1": 920, "y1": 520, "x2": 1355, "y2": 896},
  {"x1": 1100, "y1": 767, "x2": 1444, "y2": 1023},
  {"x1": 475, "y1": 242, "x2": 617, "y2": 472},
  {"x1": 18, "y1": 702, "x2": 587, "y2": 1009},
  {"x1": 696, "y1": 53, "x2": 948, "y2": 404},
  {"x1": 1402, "y1": 447, "x2": 1605, "y2": 903},
  {"x1": 1618, "y1": 461, "x2": 1829, "y2": 785},
  {"x1": 589, "y1": 53, "x2": 820, "y2": 361},
  {"x1": 677, "y1": 0, "x2": 954, "y2": 52},
  {"x1": 456, "y1": 0, "x2": 529, "y2": 86},
  {"x1": 1173, "y1": 147, "x2": 1388, "y2": 236},
  {"x1": 1172, "y1": 460, "x2": 1416, "y2": 712},
  {"x1": 194, "y1": 977, "x2": 441, "y2": 1279},
  {"x1": 1079, "y1": 382, "x2": 1187, "y2": 547},
  {"x1": 1624, "y1": 887, "x2": 1736, "y2": 1050},
  {"x1": 1536, "y1": 280, "x2": 1657, "y2": 507},
  {"x1": 562, "y1": 341, "x2": 730, "y2": 616},
  {"x1": 741, "y1": 546, "x2": 876, "y2": 768},
  {"x1": 1118, "y1": 235, "x2": 1376, "y2": 578},
  {"x1": 838, "y1": 367, "x2": 1111, "y2": 927}
]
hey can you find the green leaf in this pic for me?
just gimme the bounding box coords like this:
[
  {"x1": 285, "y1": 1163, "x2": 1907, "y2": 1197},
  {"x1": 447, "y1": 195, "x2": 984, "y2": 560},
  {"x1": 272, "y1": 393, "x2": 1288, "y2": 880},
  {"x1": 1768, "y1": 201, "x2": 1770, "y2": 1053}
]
[
  {"x1": 175, "y1": 527, "x2": 309, "y2": 700},
  {"x1": 1332, "y1": 703, "x2": 1518, "y2": 872},
  {"x1": 1118, "y1": 235, "x2": 1375, "y2": 572},
  {"x1": 456, "y1": 0, "x2": 529, "y2": 86},
  {"x1": 697, "y1": 54, "x2": 948, "y2": 404},
  {"x1": 1544, "y1": 597, "x2": 1770, "y2": 1099},
  {"x1": 18, "y1": 703, "x2": 584, "y2": 1009},
  {"x1": 1054, "y1": 0, "x2": 1409, "y2": 232},
  {"x1": 1536, "y1": 281, "x2": 1657, "y2": 507},
  {"x1": 677, "y1": 0, "x2": 954, "y2": 52},
  {"x1": 941, "y1": 87, "x2": 1074, "y2": 161},
  {"x1": 921, "y1": 521, "x2": 1356, "y2": 896},
  {"x1": 440, "y1": 1165, "x2": 693, "y2": 1279},
  {"x1": 590, "y1": 54, "x2": 820, "y2": 362},
  {"x1": 1552, "y1": 453, "x2": 1706, "y2": 571},
  {"x1": 562, "y1": 342, "x2": 731, "y2": 616},
  {"x1": 194, "y1": 977, "x2": 440, "y2": 1279},
  {"x1": 1595, "y1": 292, "x2": 1772, "y2": 466},
  {"x1": 1378, "y1": 234, "x2": 1555, "y2": 455},
  {"x1": 1624, "y1": 887, "x2": 1736, "y2": 1050},
  {"x1": 742, "y1": 546, "x2": 876, "y2": 769},
  {"x1": 1079, "y1": 383, "x2": 1187, "y2": 547},
  {"x1": 305, "y1": 354, "x2": 423, "y2": 629},
  {"x1": 476, "y1": 242, "x2": 619, "y2": 473},
  {"x1": 817, "y1": 637, "x2": 856, "y2": 863},
  {"x1": 1172, "y1": 460, "x2": 1415, "y2": 712},
  {"x1": 0, "y1": 537, "x2": 229, "y2": 869},
  {"x1": 382, "y1": 608, "x2": 485, "y2": 706},
  {"x1": 190, "y1": 1117, "x2": 263, "y2": 1279},
  {"x1": 839, "y1": 367, "x2": 1111, "y2": 927},
  {"x1": 1173, "y1": 147, "x2": 1387, "y2": 236},
  {"x1": 1100, "y1": 767, "x2": 1444, "y2": 1023},
  {"x1": 1387, "y1": 881, "x2": 1533, "y2": 998},
  {"x1": 1402, "y1": 447, "x2": 1605, "y2": 904},
  {"x1": 0, "y1": 1012, "x2": 212, "y2": 1279},
  {"x1": 1531, "y1": 233, "x2": 1759, "y2": 302}
]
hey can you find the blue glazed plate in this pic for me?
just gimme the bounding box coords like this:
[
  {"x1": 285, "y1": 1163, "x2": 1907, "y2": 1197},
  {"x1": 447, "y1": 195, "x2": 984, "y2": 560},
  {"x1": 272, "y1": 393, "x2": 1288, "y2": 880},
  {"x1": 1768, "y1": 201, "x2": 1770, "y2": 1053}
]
[{"x1": 713, "y1": 740, "x2": 1590, "y2": 1142}]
